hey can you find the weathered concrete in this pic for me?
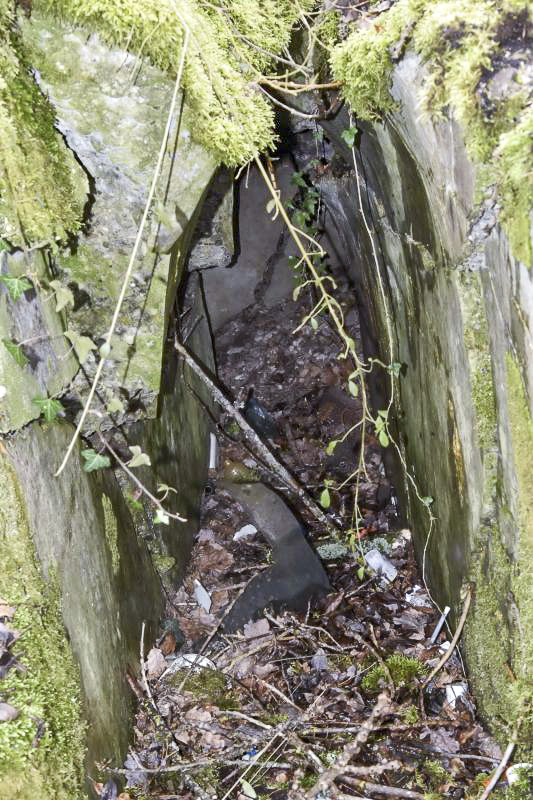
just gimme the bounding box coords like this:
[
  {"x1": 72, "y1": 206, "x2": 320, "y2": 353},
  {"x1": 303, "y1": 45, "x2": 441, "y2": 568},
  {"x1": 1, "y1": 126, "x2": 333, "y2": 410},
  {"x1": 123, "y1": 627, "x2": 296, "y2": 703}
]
[{"x1": 320, "y1": 53, "x2": 533, "y2": 749}]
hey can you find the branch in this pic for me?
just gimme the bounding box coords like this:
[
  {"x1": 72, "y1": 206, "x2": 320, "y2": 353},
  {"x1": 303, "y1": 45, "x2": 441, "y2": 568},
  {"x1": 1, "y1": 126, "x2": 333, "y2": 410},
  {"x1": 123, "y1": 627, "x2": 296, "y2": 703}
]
[
  {"x1": 421, "y1": 585, "x2": 472, "y2": 689},
  {"x1": 174, "y1": 337, "x2": 337, "y2": 531}
]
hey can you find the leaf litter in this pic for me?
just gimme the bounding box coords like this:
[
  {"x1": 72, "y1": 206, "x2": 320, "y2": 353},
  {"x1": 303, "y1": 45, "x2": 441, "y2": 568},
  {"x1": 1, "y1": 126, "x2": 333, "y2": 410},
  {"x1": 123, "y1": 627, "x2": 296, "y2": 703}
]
[{"x1": 107, "y1": 283, "x2": 504, "y2": 798}]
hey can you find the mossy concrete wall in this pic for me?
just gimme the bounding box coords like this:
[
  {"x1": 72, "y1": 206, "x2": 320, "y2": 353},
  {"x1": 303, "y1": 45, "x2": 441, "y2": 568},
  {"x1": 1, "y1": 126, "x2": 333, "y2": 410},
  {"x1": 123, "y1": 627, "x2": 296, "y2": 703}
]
[
  {"x1": 3, "y1": 424, "x2": 162, "y2": 791},
  {"x1": 321, "y1": 52, "x2": 533, "y2": 750},
  {"x1": 0, "y1": 8, "x2": 217, "y2": 796}
]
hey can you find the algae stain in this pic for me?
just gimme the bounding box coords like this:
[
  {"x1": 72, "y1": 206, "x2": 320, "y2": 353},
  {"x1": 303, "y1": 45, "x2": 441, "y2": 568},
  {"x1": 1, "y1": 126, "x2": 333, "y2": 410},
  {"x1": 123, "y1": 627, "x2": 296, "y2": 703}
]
[{"x1": 102, "y1": 493, "x2": 120, "y2": 575}]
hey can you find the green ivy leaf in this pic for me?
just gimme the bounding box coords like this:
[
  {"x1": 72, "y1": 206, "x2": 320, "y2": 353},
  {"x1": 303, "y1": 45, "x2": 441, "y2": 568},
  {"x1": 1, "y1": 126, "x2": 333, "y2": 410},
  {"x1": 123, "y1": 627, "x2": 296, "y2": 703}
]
[
  {"x1": 292, "y1": 284, "x2": 302, "y2": 302},
  {"x1": 290, "y1": 171, "x2": 307, "y2": 188},
  {"x1": 154, "y1": 508, "x2": 170, "y2": 525},
  {"x1": 326, "y1": 440, "x2": 338, "y2": 456},
  {"x1": 49, "y1": 280, "x2": 74, "y2": 313},
  {"x1": 2, "y1": 338, "x2": 28, "y2": 367},
  {"x1": 421, "y1": 496, "x2": 434, "y2": 507},
  {"x1": 106, "y1": 396, "x2": 125, "y2": 414},
  {"x1": 348, "y1": 380, "x2": 358, "y2": 397},
  {"x1": 341, "y1": 127, "x2": 357, "y2": 148},
  {"x1": 357, "y1": 566, "x2": 365, "y2": 580},
  {"x1": 378, "y1": 430, "x2": 389, "y2": 448},
  {"x1": 388, "y1": 362, "x2": 402, "y2": 378},
  {"x1": 240, "y1": 779, "x2": 257, "y2": 799},
  {"x1": 0, "y1": 274, "x2": 32, "y2": 301},
  {"x1": 310, "y1": 317, "x2": 318, "y2": 330},
  {"x1": 320, "y1": 487, "x2": 331, "y2": 509},
  {"x1": 64, "y1": 329, "x2": 97, "y2": 364},
  {"x1": 127, "y1": 445, "x2": 151, "y2": 468},
  {"x1": 81, "y1": 448, "x2": 111, "y2": 472},
  {"x1": 32, "y1": 395, "x2": 64, "y2": 422}
]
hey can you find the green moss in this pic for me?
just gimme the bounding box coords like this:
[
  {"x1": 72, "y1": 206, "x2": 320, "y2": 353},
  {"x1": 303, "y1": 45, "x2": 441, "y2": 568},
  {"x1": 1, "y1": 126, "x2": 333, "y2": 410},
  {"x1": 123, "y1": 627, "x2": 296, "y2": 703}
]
[
  {"x1": 504, "y1": 355, "x2": 533, "y2": 738},
  {"x1": 102, "y1": 494, "x2": 120, "y2": 575},
  {"x1": 0, "y1": 455, "x2": 86, "y2": 799},
  {"x1": 0, "y1": 1, "x2": 85, "y2": 246},
  {"x1": 166, "y1": 668, "x2": 240, "y2": 710},
  {"x1": 402, "y1": 704, "x2": 420, "y2": 724},
  {"x1": 361, "y1": 653, "x2": 427, "y2": 691},
  {"x1": 330, "y1": 0, "x2": 533, "y2": 265},
  {"x1": 459, "y1": 271, "x2": 497, "y2": 453},
  {"x1": 39, "y1": 0, "x2": 313, "y2": 166}
]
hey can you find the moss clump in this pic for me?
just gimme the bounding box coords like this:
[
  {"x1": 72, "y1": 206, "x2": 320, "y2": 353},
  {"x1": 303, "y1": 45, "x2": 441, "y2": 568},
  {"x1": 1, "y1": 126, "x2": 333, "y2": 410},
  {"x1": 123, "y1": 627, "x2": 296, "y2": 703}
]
[
  {"x1": 329, "y1": 0, "x2": 533, "y2": 265},
  {"x1": 361, "y1": 653, "x2": 427, "y2": 691},
  {"x1": 166, "y1": 668, "x2": 240, "y2": 710},
  {"x1": 0, "y1": 0, "x2": 85, "y2": 246},
  {"x1": 0, "y1": 456, "x2": 86, "y2": 800},
  {"x1": 39, "y1": 0, "x2": 313, "y2": 166}
]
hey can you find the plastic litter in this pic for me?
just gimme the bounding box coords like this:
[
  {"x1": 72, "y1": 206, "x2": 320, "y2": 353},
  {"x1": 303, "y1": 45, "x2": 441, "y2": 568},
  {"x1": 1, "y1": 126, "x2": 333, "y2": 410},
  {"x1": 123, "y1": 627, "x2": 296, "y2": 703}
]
[
  {"x1": 209, "y1": 432, "x2": 218, "y2": 470},
  {"x1": 445, "y1": 683, "x2": 467, "y2": 708},
  {"x1": 163, "y1": 653, "x2": 216, "y2": 677},
  {"x1": 364, "y1": 548, "x2": 397, "y2": 583},
  {"x1": 430, "y1": 605, "x2": 450, "y2": 643},
  {"x1": 233, "y1": 524, "x2": 257, "y2": 541},
  {"x1": 193, "y1": 578, "x2": 212, "y2": 613},
  {"x1": 507, "y1": 763, "x2": 533, "y2": 786}
]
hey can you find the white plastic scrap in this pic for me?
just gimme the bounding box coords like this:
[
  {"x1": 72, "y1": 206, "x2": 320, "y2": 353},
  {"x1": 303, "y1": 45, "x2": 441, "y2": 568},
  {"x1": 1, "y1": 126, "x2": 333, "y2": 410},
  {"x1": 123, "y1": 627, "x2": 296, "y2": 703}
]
[
  {"x1": 233, "y1": 524, "x2": 257, "y2": 542},
  {"x1": 507, "y1": 763, "x2": 533, "y2": 786},
  {"x1": 430, "y1": 605, "x2": 450, "y2": 643},
  {"x1": 445, "y1": 682, "x2": 467, "y2": 708},
  {"x1": 162, "y1": 653, "x2": 216, "y2": 679},
  {"x1": 364, "y1": 548, "x2": 397, "y2": 583},
  {"x1": 209, "y1": 433, "x2": 218, "y2": 469},
  {"x1": 193, "y1": 578, "x2": 212, "y2": 613}
]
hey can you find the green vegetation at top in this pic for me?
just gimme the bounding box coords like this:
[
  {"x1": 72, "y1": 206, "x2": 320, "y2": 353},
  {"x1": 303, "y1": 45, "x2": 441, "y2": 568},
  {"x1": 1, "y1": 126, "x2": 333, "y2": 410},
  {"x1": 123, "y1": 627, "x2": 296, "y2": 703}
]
[
  {"x1": 39, "y1": 0, "x2": 314, "y2": 166},
  {"x1": 330, "y1": 0, "x2": 533, "y2": 265},
  {"x1": 0, "y1": 0, "x2": 85, "y2": 247}
]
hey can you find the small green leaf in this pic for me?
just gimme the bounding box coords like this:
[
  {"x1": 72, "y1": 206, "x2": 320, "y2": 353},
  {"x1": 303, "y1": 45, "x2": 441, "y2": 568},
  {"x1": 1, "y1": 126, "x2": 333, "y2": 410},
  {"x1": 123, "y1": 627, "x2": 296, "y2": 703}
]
[
  {"x1": 32, "y1": 395, "x2": 64, "y2": 422},
  {"x1": 126, "y1": 492, "x2": 143, "y2": 512},
  {"x1": 2, "y1": 338, "x2": 28, "y2": 367},
  {"x1": 348, "y1": 380, "x2": 358, "y2": 397},
  {"x1": 320, "y1": 488, "x2": 331, "y2": 509},
  {"x1": 378, "y1": 409, "x2": 388, "y2": 418},
  {"x1": 157, "y1": 483, "x2": 177, "y2": 496},
  {"x1": 357, "y1": 566, "x2": 365, "y2": 581},
  {"x1": 388, "y1": 362, "x2": 402, "y2": 378},
  {"x1": 0, "y1": 274, "x2": 32, "y2": 301},
  {"x1": 378, "y1": 430, "x2": 389, "y2": 448},
  {"x1": 341, "y1": 127, "x2": 357, "y2": 148},
  {"x1": 154, "y1": 508, "x2": 170, "y2": 525},
  {"x1": 265, "y1": 198, "x2": 276, "y2": 215},
  {"x1": 49, "y1": 280, "x2": 74, "y2": 313},
  {"x1": 240, "y1": 779, "x2": 257, "y2": 799},
  {"x1": 106, "y1": 396, "x2": 125, "y2": 414},
  {"x1": 310, "y1": 317, "x2": 318, "y2": 330},
  {"x1": 127, "y1": 445, "x2": 151, "y2": 468},
  {"x1": 290, "y1": 171, "x2": 307, "y2": 188},
  {"x1": 326, "y1": 440, "x2": 338, "y2": 456},
  {"x1": 421, "y1": 496, "x2": 434, "y2": 507},
  {"x1": 81, "y1": 448, "x2": 111, "y2": 472},
  {"x1": 64, "y1": 329, "x2": 97, "y2": 364},
  {"x1": 292, "y1": 285, "x2": 302, "y2": 302}
]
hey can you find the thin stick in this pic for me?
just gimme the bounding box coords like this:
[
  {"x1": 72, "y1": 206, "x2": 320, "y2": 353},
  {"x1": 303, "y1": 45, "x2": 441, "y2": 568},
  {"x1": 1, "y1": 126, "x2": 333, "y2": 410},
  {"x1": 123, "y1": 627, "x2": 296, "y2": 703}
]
[
  {"x1": 174, "y1": 337, "x2": 337, "y2": 530},
  {"x1": 99, "y1": 435, "x2": 186, "y2": 522},
  {"x1": 55, "y1": 25, "x2": 190, "y2": 476},
  {"x1": 421, "y1": 586, "x2": 472, "y2": 688},
  {"x1": 479, "y1": 713, "x2": 524, "y2": 800},
  {"x1": 304, "y1": 692, "x2": 392, "y2": 799}
]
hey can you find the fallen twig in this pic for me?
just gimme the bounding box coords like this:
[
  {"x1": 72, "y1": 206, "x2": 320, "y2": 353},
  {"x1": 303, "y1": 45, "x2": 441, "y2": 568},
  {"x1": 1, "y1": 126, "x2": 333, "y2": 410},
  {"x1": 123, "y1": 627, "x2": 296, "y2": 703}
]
[
  {"x1": 175, "y1": 337, "x2": 337, "y2": 530},
  {"x1": 479, "y1": 713, "x2": 525, "y2": 800},
  {"x1": 302, "y1": 691, "x2": 392, "y2": 799},
  {"x1": 422, "y1": 585, "x2": 472, "y2": 689}
]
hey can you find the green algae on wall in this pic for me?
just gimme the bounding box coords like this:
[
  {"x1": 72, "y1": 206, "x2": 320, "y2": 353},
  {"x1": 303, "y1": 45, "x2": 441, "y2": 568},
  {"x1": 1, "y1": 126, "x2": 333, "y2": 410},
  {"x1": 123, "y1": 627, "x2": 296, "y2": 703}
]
[
  {"x1": 39, "y1": 0, "x2": 314, "y2": 166},
  {"x1": 0, "y1": 0, "x2": 86, "y2": 247},
  {"x1": 0, "y1": 456, "x2": 86, "y2": 800},
  {"x1": 102, "y1": 494, "x2": 120, "y2": 575},
  {"x1": 330, "y1": 0, "x2": 533, "y2": 265}
]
